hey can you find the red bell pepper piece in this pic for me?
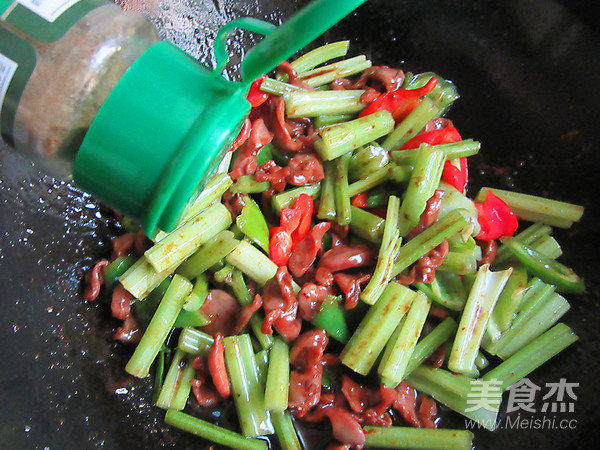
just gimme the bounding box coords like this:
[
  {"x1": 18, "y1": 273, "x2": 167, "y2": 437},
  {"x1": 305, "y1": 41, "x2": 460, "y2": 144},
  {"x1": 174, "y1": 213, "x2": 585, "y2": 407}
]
[
  {"x1": 269, "y1": 226, "x2": 293, "y2": 266},
  {"x1": 401, "y1": 127, "x2": 468, "y2": 193},
  {"x1": 351, "y1": 193, "x2": 368, "y2": 208},
  {"x1": 442, "y1": 157, "x2": 468, "y2": 193},
  {"x1": 474, "y1": 191, "x2": 519, "y2": 240},
  {"x1": 246, "y1": 75, "x2": 270, "y2": 108},
  {"x1": 269, "y1": 194, "x2": 315, "y2": 265},
  {"x1": 358, "y1": 77, "x2": 438, "y2": 122},
  {"x1": 400, "y1": 126, "x2": 462, "y2": 150}
]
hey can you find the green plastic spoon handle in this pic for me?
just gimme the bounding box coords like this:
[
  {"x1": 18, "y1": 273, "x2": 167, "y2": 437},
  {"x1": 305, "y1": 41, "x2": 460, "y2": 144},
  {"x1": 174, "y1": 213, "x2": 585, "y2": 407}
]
[{"x1": 241, "y1": 0, "x2": 368, "y2": 83}]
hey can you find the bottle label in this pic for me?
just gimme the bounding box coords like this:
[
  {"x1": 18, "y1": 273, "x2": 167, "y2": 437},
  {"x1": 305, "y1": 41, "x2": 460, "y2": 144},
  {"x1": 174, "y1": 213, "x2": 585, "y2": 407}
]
[
  {"x1": 14, "y1": 0, "x2": 82, "y2": 23},
  {"x1": 0, "y1": 52, "x2": 17, "y2": 112}
]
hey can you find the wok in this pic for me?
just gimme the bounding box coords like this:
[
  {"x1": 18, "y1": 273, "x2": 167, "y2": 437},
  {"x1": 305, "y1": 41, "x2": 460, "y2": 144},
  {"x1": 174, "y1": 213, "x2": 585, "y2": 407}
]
[{"x1": 1, "y1": 0, "x2": 599, "y2": 448}]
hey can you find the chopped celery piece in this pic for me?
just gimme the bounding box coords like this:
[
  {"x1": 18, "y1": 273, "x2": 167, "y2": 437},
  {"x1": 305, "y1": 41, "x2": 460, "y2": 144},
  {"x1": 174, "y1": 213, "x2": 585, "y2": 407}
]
[
  {"x1": 126, "y1": 275, "x2": 192, "y2": 378},
  {"x1": 476, "y1": 187, "x2": 584, "y2": 228},
  {"x1": 341, "y1": 283, "x2": 415, "y2": 375},
  {"x1": 285, "y1": 89, "x2": 366, "y2": 118},
  {"x1": 314, "y1": 111, "x2": 395, "y2": 161},
  {"x1": 145, "y1": 203, "x2": 232, "y2": 273},
  {"x1": 448, "y1": 265, "x2": 511, "y2": 374}
]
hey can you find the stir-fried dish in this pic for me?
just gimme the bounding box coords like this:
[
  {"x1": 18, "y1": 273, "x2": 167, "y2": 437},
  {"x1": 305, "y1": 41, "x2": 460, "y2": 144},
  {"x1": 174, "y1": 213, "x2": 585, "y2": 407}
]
[{"x1": 84, "y1": 41, "x2": 585, "y2": 449}]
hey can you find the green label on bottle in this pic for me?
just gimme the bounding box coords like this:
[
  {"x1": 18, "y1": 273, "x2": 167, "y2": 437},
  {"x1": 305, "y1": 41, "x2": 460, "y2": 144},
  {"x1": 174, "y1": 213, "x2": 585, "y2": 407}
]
[{"x1": 0, "y1": 25, "x2": 36, "y2": 145}]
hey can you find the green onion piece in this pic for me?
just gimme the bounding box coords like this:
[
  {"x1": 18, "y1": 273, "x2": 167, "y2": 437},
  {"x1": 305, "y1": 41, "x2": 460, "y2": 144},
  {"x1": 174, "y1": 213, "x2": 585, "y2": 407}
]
[
  {"x1": 145, "y1": 203, "x2": 232, "y2": 273},
  {"x1": 483, "y1": 323, "x2": 578, "y2": 391},
  {"x1": 382, "y1": 98, "x2": 440, "y2": 151},
  {"x1": 475, "y1": 187, "x2": 584, "y2": 228},
  {"x1": 223, "y1": 334, "x2": 274, "y2": 436},
  {"x1": 290, "y1": 40, "x2": 350, "y2": 75},
  {"x1": 177, "y1": 230, "x2": 240, "y2": 281},
  {"x1": 405, "y1": 317, "x2": 458, "y2": 376},
  {"x1": 348, "y1": 166, "x2": 390, "y2": 197},
  {"x1": 177, "y1": 327, "x2": 214, "y2": 355},
  {"x1": 271, "y1": 183, "x2": 321, "y2": 214},
  {"x1": 314, "y1": 114, "x2": 355, "y2": 129},
  {"x1": 362, "y1": 196, "x2": 402, "y2": 305},
  {"x1": 390, "y1": 139, "x2": 480, "y2": 165},
  {"x1": 363, "y1": 426, "x2": 473, "y2": 450},
  {"x1": 120, "y1": 257, "x2": 173, "y2": 300},
  {"x1": 349, "y1": 206, "x2": 385, "y2": 243},
  {"x1": 397, "y1": 145, "x2": 445, "y2": 237},
  {"x1": 230, "y1": 176, "x2": 270, "y2": 194},
  {"x1": 341, "y1": 282, "x2": 415, "y2": 375},
  {"x1": 103, "y1": 256, "x2": 136, "y2": 290},
  {"x1": 448, "y1": 265, "x2": 512, "y2": 374},
  {"x1": 334, "y1": 153, "x2": 352, "y2": 225},
  {"x1": 126, "y1": 274, "x2": 192, "y2": 378},
  {"x1": 492, "y1": 223, "x2": 552, "y2": 268},
  {"x1": 180, "y1": 173, "x2": 233, "y2": 223},
  {"x1": 379, "y1": 291, "x2": 431, "y2": 385},
  {"x1": 495, "y1": 292, "x2": 570, "y2": 359},
  {"x1": 314, "y1": 111, "x2": 395, "y2": 161},
  {"x1": 437, "y1": 251, "x2": 477, "y2": 275},
  {"x1": 392, "y1": 210, "x2": 467, "y2": 277},
  {"x1": 271, "y1": 410, "x2": 302, "y2": 450},
  {"x1": 415, "y1": 271, "x2": 466, "y2": 311},
  {"x1": 298, "y1": 55, "x2": 372, "y2": 87},
  {"x1": 311, "y1": 295, "x2": 350, "y2": 343},
  {"x1": 406, "y1": 368, "x2": 499, "y2": 430},
  {"x1": 237, "y1": 197, "x2": 270, "y2": 253},
  {"x1": 285, "y1": 89, "x2": 366, "y2": 118},
  {"x1": 264, "y1": 337, "x2": 290, "y2": 413},
  {"x1": 155, "y1": 350, "x2": 195, "y2": 410},
  {"x1": 164, "y1": 410, "x2": 267, "y2": 450},
  {"x1": 501, "y1": 237, "x2": 585, "y2": 294},
  {"x1": 260, "y1": 77, "x2": 306, "y2": 96},
  {"x1": 317, "y1": 161, "x2": 337, "y2": 220}
]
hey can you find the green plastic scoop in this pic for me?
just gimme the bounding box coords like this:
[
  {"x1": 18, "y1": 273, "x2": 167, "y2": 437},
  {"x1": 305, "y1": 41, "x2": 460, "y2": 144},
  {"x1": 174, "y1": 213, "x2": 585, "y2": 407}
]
[{"x1": 74, "y1": 0, "x2": 367, "y2": 236}]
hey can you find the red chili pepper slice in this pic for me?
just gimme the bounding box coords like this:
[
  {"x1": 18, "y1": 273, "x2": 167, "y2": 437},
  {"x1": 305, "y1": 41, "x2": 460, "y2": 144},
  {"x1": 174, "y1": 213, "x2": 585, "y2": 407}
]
[
  {"x1": 351, "y1": 193, "x2": 368, "y2": 208},
  {"x1": 269, "y1": 226, "x2": 293, "y2": 266},
  {"x1": 400, "y1": 126, "x2": 462, "y2": 150},
  {"x1": 401, "y1": 126, "x2": 468, "y2": 193},
  {"x1": 246, "y1": 75, "x2": 270, "y2": 108},
  {"x1": 358, "y1": 77, "x2": 438, "y2": 122},
  {"x1": 441, "y1": 157, "x2": 468, "y2": 193},
  {"x1": 475, "y1": 191, "x2": 519, "y2": 240},
  {"x1": 289, "y1": 194, "x2": 314, "y2": 245}
]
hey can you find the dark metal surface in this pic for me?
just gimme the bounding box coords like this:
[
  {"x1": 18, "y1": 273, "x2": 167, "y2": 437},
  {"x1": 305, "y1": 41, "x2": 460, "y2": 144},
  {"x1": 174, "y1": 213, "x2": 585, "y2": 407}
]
[{"x1": 1, "y1": 0, "x2": 599, "y2": 448}]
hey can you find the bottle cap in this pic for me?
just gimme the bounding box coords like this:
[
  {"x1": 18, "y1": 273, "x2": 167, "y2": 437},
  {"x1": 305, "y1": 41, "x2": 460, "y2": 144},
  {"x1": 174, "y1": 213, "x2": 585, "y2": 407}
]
[{"x1": 74, "y1": 0, "x2": 367, "y2": 235}]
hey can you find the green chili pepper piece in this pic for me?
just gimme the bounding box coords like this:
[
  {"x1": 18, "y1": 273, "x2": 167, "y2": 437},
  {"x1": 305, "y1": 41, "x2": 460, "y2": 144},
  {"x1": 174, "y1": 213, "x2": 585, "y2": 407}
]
[
  {"x1": 236, "y1": 198, "x2": 270, "y2": 253},
  {"x1": 103, "y1": 256, "x2": 136, "y2": 290},
  {"x1": 311, "y1": 295, "x2": 350, "y2": 343},
  {"x1": 501, "y1": 237, "x2": 585, "y2": 294}
]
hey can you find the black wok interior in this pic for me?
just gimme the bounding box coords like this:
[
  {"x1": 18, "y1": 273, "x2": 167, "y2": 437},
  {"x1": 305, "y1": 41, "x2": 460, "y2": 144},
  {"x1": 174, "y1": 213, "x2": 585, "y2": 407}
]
[{"x1": 1, "y1": 0, "x2": 599, "y2": 448}]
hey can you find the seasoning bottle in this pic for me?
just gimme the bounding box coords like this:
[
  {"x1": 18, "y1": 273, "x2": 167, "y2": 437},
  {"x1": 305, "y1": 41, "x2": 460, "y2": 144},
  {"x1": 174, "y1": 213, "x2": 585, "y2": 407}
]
[
  {"x1": 0, "y1": 0, "x2": 367, "y2": 236},
  {"x1": 0, "y1": 0, "x2": 159, "y2": 175}
]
